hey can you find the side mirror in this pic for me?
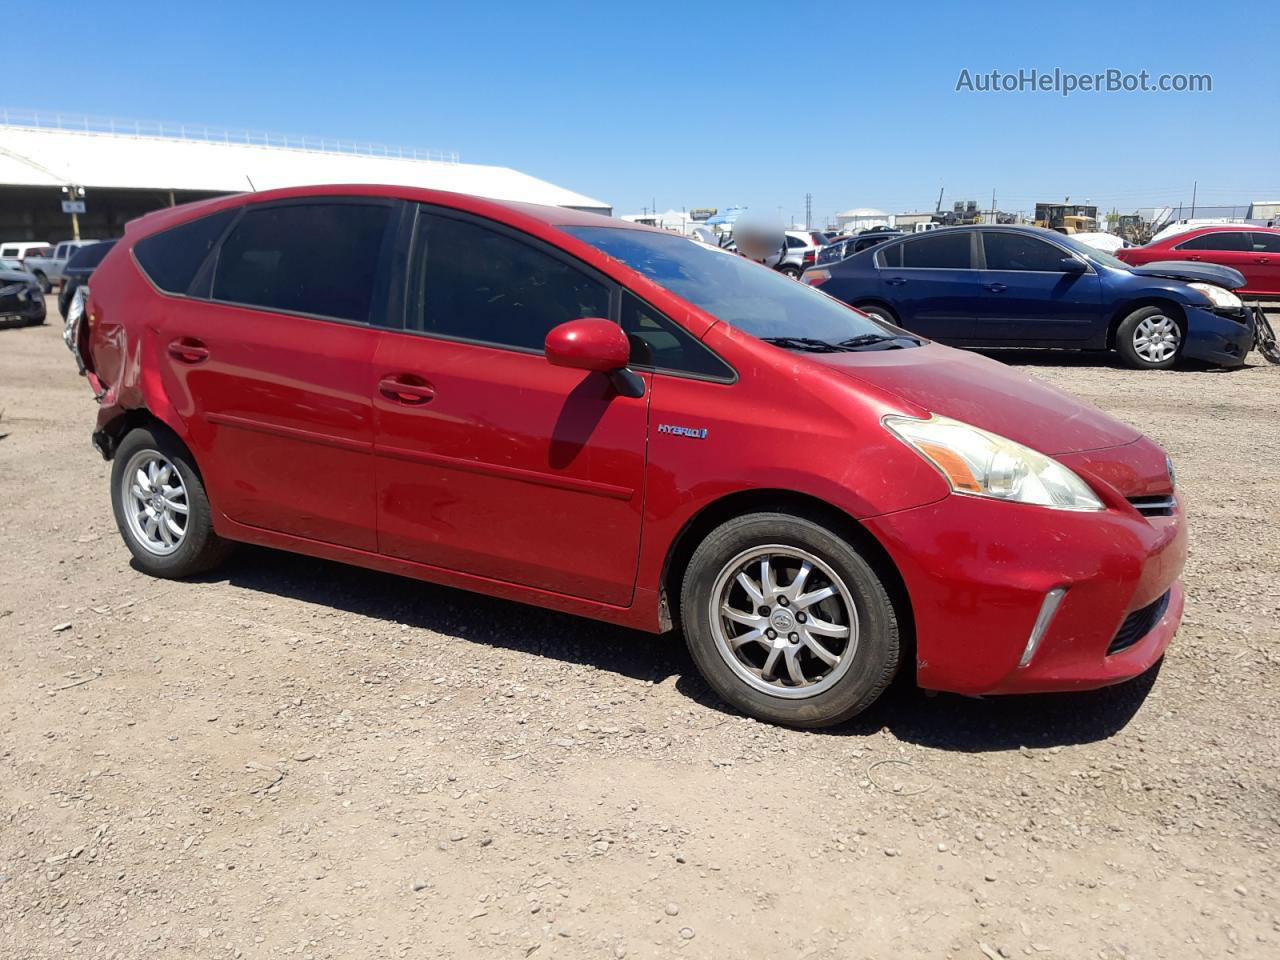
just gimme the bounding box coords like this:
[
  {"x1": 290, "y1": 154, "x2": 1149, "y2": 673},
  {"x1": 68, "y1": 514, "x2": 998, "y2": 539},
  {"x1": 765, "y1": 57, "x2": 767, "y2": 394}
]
[
  {"x1": 545, "y1": 317, "x2": 629, "y2": 372},
  {"x1": 544, "y1": 317, "x2": 644, "y2": 398},
  {"x1": 1059, "y1": 256, "x2": 1087, "y2": 273}
]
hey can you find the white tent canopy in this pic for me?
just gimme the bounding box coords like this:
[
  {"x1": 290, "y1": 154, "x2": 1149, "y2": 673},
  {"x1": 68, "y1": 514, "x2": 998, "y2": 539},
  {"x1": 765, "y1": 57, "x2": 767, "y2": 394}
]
[{"x1": 0, "y1": 123, "x2": 610, "y2": 213}]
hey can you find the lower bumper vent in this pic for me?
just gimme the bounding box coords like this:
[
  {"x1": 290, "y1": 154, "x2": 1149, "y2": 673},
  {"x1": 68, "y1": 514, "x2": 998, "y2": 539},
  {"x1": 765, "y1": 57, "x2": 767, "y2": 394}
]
[{"x1": 1107, "y1": 590, "x2": 1172, "y2": 656}]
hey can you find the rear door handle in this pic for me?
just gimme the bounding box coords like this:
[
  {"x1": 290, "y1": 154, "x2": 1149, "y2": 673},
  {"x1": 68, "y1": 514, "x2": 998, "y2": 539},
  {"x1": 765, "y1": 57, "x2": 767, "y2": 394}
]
[
  {"x1": 379, "y1": 375, "x2": 435, "y2": 405},
  {"x1": 985, "y1": 282, "x2": 1007, "y2": 292},
  {"x1": 167, "y1": 337, "x2": 209, "y2": 364},
  {"x1": 885, "y1": 276, "x2": 907, "y2": 286}
]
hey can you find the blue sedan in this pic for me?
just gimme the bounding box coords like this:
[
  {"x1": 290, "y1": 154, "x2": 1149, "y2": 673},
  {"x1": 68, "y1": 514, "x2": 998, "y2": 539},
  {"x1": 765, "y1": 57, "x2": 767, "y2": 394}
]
[{"x1": 803, "y1": 225, "x2": 1255, "y2": 369}]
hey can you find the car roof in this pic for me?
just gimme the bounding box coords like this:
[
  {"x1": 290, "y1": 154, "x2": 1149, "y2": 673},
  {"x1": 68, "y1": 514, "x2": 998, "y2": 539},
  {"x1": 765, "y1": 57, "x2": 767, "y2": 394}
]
[
  {"x1": 125, "y1": 184, "x2": 653, "y2": 238},
  {"x1": 1173, "y1": 224, "x2": 1278, "y2": 235}
]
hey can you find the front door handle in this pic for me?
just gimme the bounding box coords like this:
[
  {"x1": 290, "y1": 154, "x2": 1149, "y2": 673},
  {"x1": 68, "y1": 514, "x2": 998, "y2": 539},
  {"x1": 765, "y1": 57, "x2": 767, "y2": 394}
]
[
  {"x1": 886, "y1": 276, "x2": 907, "y2": 286},
  {"x1": 1256, "y1": 257, "x2": 1271, "y2": 263},
  {"x1": 167, "y1": 337, "x2": 209, "y2": 364},
  {"x1": 1187, "y1": 255, "x2": 1202, "y2": 261},
  {"x1": 379, "y1": 375, "x2": 435, "y2": 405},
  {"x1": 985, "y1": 282, "x2": 1007, "y2": 292}
]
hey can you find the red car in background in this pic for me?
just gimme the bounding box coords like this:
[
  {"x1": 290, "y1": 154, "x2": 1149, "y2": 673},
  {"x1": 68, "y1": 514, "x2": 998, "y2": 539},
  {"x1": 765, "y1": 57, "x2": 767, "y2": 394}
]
[
  {"x1": 74, "y1": 185, "x2": 1185, "y2": 728},
  {"x1": 1117, "y1": 226, "x2": 1280, "y2": 296}
]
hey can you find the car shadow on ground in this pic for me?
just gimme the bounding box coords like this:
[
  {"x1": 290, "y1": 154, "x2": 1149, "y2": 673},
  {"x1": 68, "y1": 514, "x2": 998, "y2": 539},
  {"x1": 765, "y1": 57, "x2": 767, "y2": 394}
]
[
  {"x1": 973, "y1": 348, "x2": 1131, "y2": 370},
  {"x1": 976, "y1": 346, "x2": 1270, "y2": 372},
  {"x1": 186, "y1": 545, "x2": 1162, "y2": 753}
]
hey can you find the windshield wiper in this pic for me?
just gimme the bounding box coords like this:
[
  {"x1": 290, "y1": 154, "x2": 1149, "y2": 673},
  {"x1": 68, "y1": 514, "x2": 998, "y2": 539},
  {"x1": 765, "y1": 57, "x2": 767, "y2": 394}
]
[
  {"x1": 761, "y1": 336, "x2": 845, "y2": 353},
  {"x1": 837, "y1": 333, "x2": 922, "y2": 350}
]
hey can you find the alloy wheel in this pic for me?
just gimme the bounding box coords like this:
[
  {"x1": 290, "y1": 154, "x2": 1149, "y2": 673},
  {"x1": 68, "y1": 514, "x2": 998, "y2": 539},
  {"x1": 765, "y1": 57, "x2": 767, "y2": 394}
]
[
  {"x1": 1133, "y1": 314, "x2": 1180, "y2": 364},
  {"x1": 120, "y1": 450, "x2": 190, "y2": 556},
  {"x1": 708, "y1": 545, "x2": 859, "y2": 699}
]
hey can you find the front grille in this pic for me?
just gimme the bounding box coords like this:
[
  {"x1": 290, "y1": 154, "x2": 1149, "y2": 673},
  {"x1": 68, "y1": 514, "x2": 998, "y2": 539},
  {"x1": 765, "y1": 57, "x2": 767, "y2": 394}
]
[
  {"x1": 1107, "y1": 590, "x2": 1171, "y2": 656},
  {"x1": 1127, "y1": 494, "x2": 1176, "y2": 518}
]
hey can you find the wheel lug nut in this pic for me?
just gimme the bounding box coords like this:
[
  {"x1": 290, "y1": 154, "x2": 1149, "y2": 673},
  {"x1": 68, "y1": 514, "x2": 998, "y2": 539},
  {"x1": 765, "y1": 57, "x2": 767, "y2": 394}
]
[
  {"x1": 766, "y1": 629, "x2": 777, "y2": 640},
  {"x1": 796, "y1": 613, "x2": 807, "y2": 623},
  {"x1": 777, "y1": 597, "x2": 789, "y2": 606},
  {"x1": 758, "y1": 606, "x2": 770, "y2": 616},
  {"x1": 789, "y1": 633, "x2": 798, "y2": 642}
]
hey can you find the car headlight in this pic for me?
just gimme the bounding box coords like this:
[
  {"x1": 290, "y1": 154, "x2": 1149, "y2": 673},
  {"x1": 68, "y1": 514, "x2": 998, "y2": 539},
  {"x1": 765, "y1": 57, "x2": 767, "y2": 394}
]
[
  {"x1": 1187, "y1": 282, "x2": 1242, "y2": 310},
  {"x1": 884, "y1": 413, "x2": 1104, "y2": 511}
]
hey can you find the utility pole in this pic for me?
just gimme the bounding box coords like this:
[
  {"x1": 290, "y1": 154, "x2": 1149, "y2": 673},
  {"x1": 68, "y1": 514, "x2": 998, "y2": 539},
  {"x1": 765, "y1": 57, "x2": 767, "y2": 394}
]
[
  {"x1": 1190, "y1": 180, "x2": 1197, "y2": 219},
  {"x1": 804, "y1": 193, "x2": 812, "y2": 231},
  {"x1": 935, "y1": 186, "x2": 944, "y2": 213},
  {"x1": 990, "y1": 187, "x2": 997, "y2": 224},
  {"x1": 60, "y1": 184, "x2": 86, "y2": 240}
]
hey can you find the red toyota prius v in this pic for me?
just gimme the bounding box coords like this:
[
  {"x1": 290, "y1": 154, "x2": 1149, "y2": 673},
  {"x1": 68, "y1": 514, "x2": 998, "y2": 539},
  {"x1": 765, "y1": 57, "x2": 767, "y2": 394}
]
[{"x1": 72, "y1": 185, "x2": 1186, "y2": 727}]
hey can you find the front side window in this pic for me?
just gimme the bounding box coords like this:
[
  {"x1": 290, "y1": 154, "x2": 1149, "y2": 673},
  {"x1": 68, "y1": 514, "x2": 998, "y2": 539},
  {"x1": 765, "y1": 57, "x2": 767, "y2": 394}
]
[
  {"x1": 785, "y1": 235, "x2": 806, "y2": 249},
  {"x1": 410, "y1": 213, "x2": 609, "y2": 351},
  {"x1": 1251, "y1": 232, "x2": 1280, "y2": 253},
  {"x1": 982, "y1": 232, "x2": 1067, "y2": 271},
  {"x1": 1175, "y1": 231, "x2": 1249, "y2": 252},
  {"x1": 212, "y1": 203, "x2": 391, "y2": 322},
  {"x1": 900, "y1": 230, "x2": 973, "y2": 269},
  {"x1": 622, "y1": 293, "x2": 732, "y2": 379}
]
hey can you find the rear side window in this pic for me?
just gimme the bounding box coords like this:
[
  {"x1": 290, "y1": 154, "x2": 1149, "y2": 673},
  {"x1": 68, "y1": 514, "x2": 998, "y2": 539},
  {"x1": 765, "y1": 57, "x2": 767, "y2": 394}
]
[
  {"x1": 982, "y1": 233, "x2": 1066, "y2": 271},
  {"x1": 878, "y1": 242, "x2": 903, "y2": 267},
  {"x1": 135, "y1": 209, "x2": 236, "y2": 294},
  {"x1": 0, "y1": 247, "x2": 16, "y2": 257},
  {"x1": 212, "y1": 203, "x2": 391, "y2": 323},
  {"x1": 1175, "y1": 231, "x2": 1249, "y2": 252},
  {"x1": 409, "y1": 213, "x2": 610, "y2": 352},
  {"x1": 1250, "y1": 232, "x2": 1280, "y2": 253},
  {"x1": 901, "y1": 230, "x2": 973, "y2": 268},
  {"x1": 622, "y1": 293, "x2": 732, "y2": 379}
]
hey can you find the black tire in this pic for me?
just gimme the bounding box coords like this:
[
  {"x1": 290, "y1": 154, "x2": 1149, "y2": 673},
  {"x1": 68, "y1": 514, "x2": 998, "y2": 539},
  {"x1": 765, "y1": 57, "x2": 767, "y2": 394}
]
[
  {"x1": 855, "y1": 302, "x2": 898, "y2": 325},
  {"x1": 110, "y1": 425, "x2": 233, "y2": 578},
  {"x1": 1115, "y1": 305, "x2": 1183, "y2": 370},
  {"x1": 777, "y1": 264, "x2": 802, "y2": 279},
  {"x1": 680, "y1": 511, "x2": 899, "y2": 728}
]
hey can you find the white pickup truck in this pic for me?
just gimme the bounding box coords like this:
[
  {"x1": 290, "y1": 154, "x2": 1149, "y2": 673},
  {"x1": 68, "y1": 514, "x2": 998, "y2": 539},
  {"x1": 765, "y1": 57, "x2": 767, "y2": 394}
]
[{"x1": 23, "y1": 239, "x2": 99, "y2": 292}]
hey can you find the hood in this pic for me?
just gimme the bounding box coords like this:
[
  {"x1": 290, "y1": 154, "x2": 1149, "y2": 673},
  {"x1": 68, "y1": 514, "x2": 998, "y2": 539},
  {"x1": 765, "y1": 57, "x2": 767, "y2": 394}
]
[
  {"x1": 1129, "y1": 259, "x2": 1245, "y2": 290},
  {"x1": 0, "y1": 269, "x2": 36, "y2": 284},
  {"x1": 812, "y1": 343, "x2": 1140, "y2": 455}
]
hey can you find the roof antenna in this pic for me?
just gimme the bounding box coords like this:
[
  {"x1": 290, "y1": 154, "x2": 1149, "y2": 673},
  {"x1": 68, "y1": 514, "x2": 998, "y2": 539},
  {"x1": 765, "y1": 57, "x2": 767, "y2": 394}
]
[{"x1": 245, "y1": 175, "x2": 257, "y2": 192}]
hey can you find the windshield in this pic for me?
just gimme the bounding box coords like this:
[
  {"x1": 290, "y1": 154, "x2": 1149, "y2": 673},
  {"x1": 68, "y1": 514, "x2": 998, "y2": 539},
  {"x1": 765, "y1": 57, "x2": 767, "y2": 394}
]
[
  {"x1": 1057, "y1": 234, "x2": 1131, "y2": 271},
  {"x1": 565, "y1": 226, "x2": 903, "y2": 345}
]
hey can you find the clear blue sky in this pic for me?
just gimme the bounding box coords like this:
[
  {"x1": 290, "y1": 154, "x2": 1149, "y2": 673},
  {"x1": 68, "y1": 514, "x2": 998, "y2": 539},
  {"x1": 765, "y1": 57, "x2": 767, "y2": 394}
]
[{"x1": 19, "y1": 0, "x2": 1280, "y2": 225}]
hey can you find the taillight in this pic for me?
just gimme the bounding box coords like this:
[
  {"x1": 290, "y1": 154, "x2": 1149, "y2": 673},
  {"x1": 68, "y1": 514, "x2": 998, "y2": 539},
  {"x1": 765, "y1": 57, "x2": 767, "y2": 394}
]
[
  {"x1": 802, "y1": 250, "x2": 816, "y2": 265},
  {"x1": 803, "y1": 269, "x2": 831, "y2": 287}
]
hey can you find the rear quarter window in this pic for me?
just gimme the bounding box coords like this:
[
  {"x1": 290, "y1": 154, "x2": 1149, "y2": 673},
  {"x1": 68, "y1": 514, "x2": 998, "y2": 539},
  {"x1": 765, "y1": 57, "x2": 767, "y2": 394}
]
[{"x1": 134, "y1": 209, "x2": 237, "y2": 295}]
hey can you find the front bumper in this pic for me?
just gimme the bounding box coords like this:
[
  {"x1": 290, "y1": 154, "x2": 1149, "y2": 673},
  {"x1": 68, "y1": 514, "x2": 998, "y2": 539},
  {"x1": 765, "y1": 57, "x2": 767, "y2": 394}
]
[
  {"x1": 864, "y1": 464, "x2": 1186, "y2": 696},
  {"x1": 1182, "y1": 302, "x2": 1254, "y2": 367},
  {"x1": 0, "y1": 290, "x2": 45, "y2": 323}
]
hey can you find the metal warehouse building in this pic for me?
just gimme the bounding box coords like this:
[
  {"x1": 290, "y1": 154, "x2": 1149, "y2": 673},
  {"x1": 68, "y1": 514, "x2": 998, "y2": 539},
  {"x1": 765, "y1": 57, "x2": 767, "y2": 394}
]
[{"x1": 0, "y1": 112, "x2": 611, "y2": 242}]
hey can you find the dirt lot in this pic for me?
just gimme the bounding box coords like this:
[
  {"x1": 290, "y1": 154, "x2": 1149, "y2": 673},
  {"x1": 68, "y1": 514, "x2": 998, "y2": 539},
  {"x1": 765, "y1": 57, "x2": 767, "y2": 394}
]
[{"x1": 2, "y1": 303, "x2": 1279, "y2": 960}]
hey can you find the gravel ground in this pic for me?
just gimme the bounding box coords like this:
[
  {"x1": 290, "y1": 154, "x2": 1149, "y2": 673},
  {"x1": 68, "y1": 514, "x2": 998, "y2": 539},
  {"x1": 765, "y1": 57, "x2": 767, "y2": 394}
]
[{"x1": 2, "y1": 303, "x2": 1279, "y2": 959}]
